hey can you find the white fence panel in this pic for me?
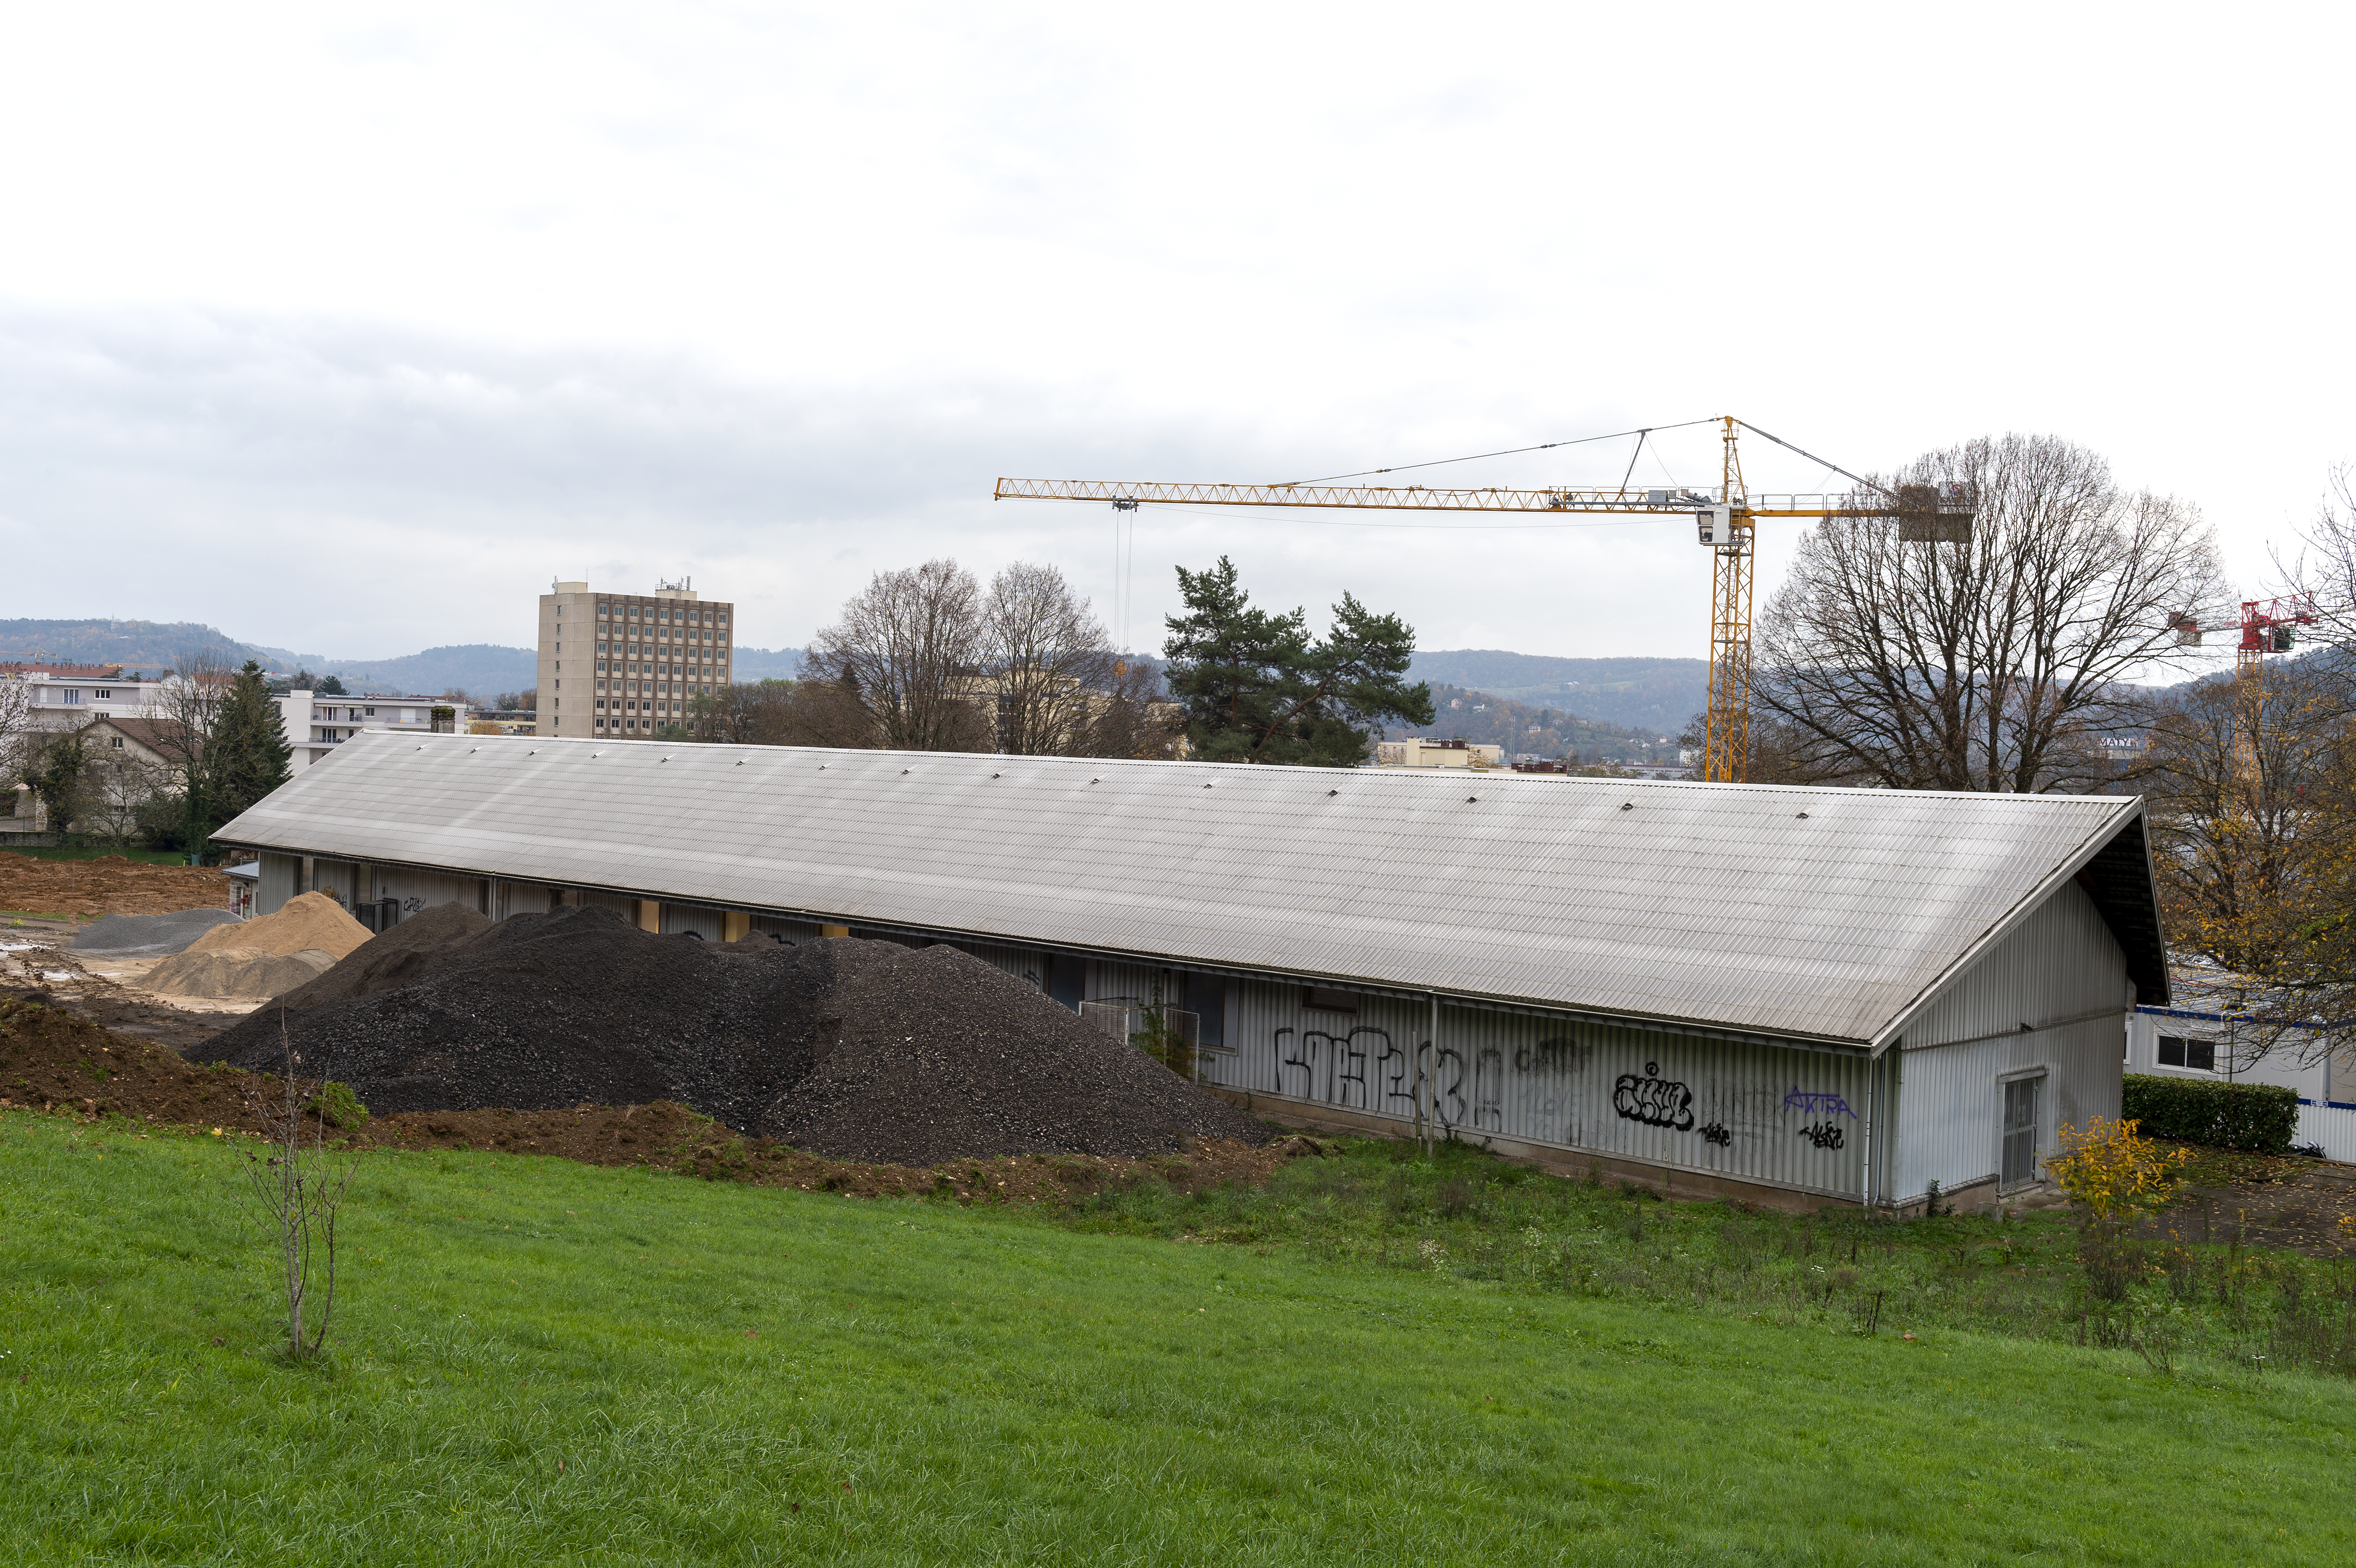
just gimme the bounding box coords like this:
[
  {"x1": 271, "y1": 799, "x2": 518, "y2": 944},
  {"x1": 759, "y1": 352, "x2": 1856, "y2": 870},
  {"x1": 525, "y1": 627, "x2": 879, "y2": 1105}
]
[{"x1": 2296, "y1": 1102, "x2": 2356, "y2": 1163}]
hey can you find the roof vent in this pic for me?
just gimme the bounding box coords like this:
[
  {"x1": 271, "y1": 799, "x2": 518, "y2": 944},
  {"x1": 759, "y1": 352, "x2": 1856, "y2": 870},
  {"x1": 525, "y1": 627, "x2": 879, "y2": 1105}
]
[
  {"x1": 1466, "y1": 795, "x2": 1479, "y2": 803},
  {"x1": 1796, "y1": 811, "x2": 1809, "y2": 819},
  {"x1": 992, "y1": 773, "x2": 1002, "y2": 779},
  {"x1": 1619, "y1": 802, "x2": 1634, "y2": 811},
  {"x1": 902, "y1": 768, "x2": 911, "y2": 774}
]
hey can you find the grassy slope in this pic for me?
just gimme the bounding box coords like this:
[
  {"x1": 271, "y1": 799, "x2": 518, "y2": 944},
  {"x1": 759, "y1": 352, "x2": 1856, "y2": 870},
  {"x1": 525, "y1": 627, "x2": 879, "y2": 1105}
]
[{"x1": 2, "y1": 1113, "x2": 2350, "y2": 1566}]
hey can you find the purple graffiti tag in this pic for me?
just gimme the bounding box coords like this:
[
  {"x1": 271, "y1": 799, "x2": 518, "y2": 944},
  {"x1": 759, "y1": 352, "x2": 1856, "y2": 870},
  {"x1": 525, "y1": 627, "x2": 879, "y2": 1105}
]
[{"x1": 1782, "y1": 1086, "x2": 1859, "y2": 1120}]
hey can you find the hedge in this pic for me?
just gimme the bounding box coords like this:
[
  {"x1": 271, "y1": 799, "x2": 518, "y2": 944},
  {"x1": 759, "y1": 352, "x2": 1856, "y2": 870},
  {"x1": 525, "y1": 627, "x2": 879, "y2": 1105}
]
[{"x1": 2121, "y1": 1073, "x2": 2299, "y2": 1154}]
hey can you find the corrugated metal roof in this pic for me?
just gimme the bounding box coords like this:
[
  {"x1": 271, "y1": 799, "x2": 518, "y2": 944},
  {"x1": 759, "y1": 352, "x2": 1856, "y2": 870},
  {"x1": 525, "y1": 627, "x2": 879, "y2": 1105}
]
[{"x1": 214, "y1": 733, "x2": 2160, "y2": 1049}]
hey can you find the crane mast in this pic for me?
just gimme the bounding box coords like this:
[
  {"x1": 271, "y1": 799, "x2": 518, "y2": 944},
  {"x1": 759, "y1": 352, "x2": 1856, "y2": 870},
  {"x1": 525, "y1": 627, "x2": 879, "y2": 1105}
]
[{"x1": 994, "y1": 416, "x2": 1973, "y2": 782}]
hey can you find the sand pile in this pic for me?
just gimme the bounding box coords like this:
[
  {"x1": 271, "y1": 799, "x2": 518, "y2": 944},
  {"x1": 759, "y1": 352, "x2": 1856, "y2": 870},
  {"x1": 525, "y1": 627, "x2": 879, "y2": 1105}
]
[
  {"x1": 259, "y1": 901, "x2": 495, "y2": 1013},
  {"x1": 143, "y1": 946, "x2": 337, "y2": 1002},
  {"x1": 186, "y1": 891, "x2": 371, "y2": 961},
  {"x1": 203, "y1": 907, "x2": 1267, "y2": 1160},
  {"x1": 0, "y1": 852, "x2": 229, "y2": 919},
  {"x1": 70, "y1": 908, "x2": 244, "y2": 956}
]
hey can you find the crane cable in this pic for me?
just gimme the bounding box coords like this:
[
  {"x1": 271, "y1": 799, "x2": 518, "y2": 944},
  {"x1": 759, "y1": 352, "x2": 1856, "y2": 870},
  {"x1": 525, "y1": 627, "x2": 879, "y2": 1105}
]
[{"x1": 1283, "y1": 418, "x2": 1718, "y2": 486}]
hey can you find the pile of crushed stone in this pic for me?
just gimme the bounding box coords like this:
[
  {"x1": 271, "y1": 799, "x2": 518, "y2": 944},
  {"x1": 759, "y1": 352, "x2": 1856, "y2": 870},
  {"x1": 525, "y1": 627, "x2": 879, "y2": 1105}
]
[
  {"x1": 70, "y1": 908, "x2": 244, "y2": 957},
  {"x1": 260, "y1": 901, "x2": 493, "y2": 1012},
  {"x1": 143, "y1": 946, "x2": 336, "y2": 1001},
  {"x1": 201, "y1": 905, "x2": 1266, "y2": 1162},
  {"x1": 186, "y1": 891, "x2": 371, "y2": 962}
]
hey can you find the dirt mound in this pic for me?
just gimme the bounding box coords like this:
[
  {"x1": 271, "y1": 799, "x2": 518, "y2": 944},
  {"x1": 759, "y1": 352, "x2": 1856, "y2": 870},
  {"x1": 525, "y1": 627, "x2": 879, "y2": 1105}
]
[
  {"x1": 70, "y1": 907, "x2": 244, "y2": 956},
  {"x1": 201, "y1": 910, "x2": 1269, "y2": 1161},
  {"x1": 0, "y1": 994, "x2": 282, "y2": 1126},
  {"x1": 143, "y1": 946, "x2": 336, "y2": 1001},
  {"x1": 204, "y1": 905, "x2": 826, "y2": 1121},
  {"x1": 0, "y1": 852, "x2": 229, "y2": 919},
  {"x1": 769, "y1": 944, "x2": 1267, "y2": 1164},
  {"x1": 256, "y1": 901, "x2": 494, "y2": 1012},
  {"x1": 187, "y1": 891, "x2": 371, "y2": 961}
]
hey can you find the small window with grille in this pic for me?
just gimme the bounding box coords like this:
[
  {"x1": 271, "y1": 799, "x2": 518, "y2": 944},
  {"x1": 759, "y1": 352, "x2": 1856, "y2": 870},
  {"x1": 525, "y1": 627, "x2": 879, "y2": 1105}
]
[{"x1": 2002, "y1": 1076, "x2": 2041, "y2": 1189}]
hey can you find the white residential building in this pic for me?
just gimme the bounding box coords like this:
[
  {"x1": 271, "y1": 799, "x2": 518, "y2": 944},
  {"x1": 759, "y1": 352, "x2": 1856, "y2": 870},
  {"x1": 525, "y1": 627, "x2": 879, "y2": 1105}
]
[
  {"x1": 2, "y1": 664, "x2": 165, "y2": 732},
  {"x1": 1373, "y1": 738, "x2": 1504, "y2": 770},
  {"x1": 273, "y1": 690, "x2": 469, "y2": 769}
]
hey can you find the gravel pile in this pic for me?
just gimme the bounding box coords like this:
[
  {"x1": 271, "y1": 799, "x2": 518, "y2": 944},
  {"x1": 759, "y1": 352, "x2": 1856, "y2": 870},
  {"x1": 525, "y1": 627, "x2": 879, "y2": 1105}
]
[
  {"x1": 143, "y1": 946, "x2": 337, "y2": 1001},
  {"x1": 70, "y1": 908, "x2": 243, "y2": 957},
  {"x1": 767, "y1": 942, "x2": 1265, "y2": 1164},
  {"x1": 249, "y1": 901, "x2": 495, "y2": 1013},
  {"x1": 201, "y1": 907, "x2": 1266, "y2": 1161}
]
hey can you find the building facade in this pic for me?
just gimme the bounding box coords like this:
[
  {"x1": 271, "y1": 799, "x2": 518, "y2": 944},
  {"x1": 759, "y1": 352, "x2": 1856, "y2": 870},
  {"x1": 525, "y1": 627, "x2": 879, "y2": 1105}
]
[
  {"x1": 1374, "y1": 738, "x2": 1504, "y2": 769},
  {"x1": 2, "y1": 664, "x2": 165, "y2": 733},
  {"x1": 272, "y1": 690, "x2": 470, "y2": 768},
  {"x1": 217, "y1": 737, "x2": 2166, "y2": 1213},
  {"x1": 536, "y1": 579, "x2": 733, "y2": 739}
]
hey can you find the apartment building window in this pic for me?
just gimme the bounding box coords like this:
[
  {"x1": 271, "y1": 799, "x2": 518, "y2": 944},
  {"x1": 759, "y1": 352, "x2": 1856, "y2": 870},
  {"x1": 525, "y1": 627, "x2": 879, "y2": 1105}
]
[
  {"x1": 365, "y1": 707, "x2": 376, "y2": 716},
  {"x1": 2157, "y1": 1035, "x2": 2217, "y2": 1072},
  {"x1": 62, "y1": 689, "x2": 84, "y2": 704},
  {"x1": 96, "y1": 689, "x2": 111, "y2": 699}
]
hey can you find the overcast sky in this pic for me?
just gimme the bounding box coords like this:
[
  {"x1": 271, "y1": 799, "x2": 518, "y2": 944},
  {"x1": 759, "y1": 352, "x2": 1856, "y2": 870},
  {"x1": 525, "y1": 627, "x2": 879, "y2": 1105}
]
[{"x1": 1, "y1": 3, "x2": 2347, "y2": 671}]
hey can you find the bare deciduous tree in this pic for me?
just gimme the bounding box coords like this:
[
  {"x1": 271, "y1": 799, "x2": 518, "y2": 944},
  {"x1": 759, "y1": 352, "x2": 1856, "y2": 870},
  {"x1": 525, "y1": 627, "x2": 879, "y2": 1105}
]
[
  {"x1": 1753, "y1": 433, "x2": 2226, "y2": 791},
  {"x1": 984, "y1": 562, "x2": 1121, "y2": 756},
  {"x1": 802, "y1": 560, "x2": 993, "y2": 751},
  {"x1": 240, "y1": 1016, "x2": 360, "y2": 1359}
]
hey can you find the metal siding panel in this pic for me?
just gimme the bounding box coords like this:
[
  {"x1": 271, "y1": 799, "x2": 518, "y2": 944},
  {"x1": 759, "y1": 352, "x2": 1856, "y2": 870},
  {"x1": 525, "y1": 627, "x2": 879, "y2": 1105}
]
[
  {"x1": 208, "y1": 734, "x2": 2149, "y2": 1047},
  {"x1": 376, "y1": 869, "x2": 492, "y2": 920},
  {"x1": 1889, "y1": 882, "x2": 2131, "y2": 1205},
  {"x1": 949, "y1": 942, "x2": 1049, "y2": 990},
  {"x1": 1225, "y1": 979, "x2": 1871, "y2": 1196},
  {"x1": 258, "y1": 852, "x2": 298, "y2": 916},
  {"x1": 748, "y1": 914, "x2": 824, "y2": 944},
  {"x1": 660, "y1": 904, "x2": 724, "y2": 940}
]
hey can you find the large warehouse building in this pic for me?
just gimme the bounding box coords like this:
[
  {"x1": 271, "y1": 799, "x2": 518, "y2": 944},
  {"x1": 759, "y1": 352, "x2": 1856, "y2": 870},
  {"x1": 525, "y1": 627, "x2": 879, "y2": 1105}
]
[{"x1": 216, "y1": 731, "x2": 2165, "y2": 1212}]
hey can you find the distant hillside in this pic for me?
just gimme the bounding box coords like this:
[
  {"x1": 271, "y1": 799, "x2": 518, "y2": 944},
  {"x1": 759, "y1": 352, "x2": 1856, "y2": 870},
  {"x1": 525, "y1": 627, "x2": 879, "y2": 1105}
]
[
  {"x1": 0, "y1": 618, "x2": 250, "y2": 676},
  {"x1": 1407, "y1": 652, "x2": 1710, "y2": 732},
  {"x1": 731, "y1": 645, "x2": 807, "y2": 682},
  {"x1": 1391, "y1": 684, "x2": 1680, "y2": 763}
]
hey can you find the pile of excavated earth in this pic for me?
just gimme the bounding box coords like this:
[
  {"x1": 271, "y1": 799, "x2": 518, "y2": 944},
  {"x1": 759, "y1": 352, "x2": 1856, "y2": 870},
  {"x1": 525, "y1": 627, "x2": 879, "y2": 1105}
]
[
  {"x1": 203, "y1": 904, "x2": 1269, "y2": 1165},
  {"x1": 0, "y1": 852, "x2": 229, "y2": 919},
  {"x1": 126, "y1": 891, "x2": 374, "y2": 1002}
]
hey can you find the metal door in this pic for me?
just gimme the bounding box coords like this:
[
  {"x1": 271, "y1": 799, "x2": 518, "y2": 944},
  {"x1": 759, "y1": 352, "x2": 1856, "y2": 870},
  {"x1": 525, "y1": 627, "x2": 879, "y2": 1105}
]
[{"x1": 2001, "y1": 1077, "x2": 2040, "y2": 1188}]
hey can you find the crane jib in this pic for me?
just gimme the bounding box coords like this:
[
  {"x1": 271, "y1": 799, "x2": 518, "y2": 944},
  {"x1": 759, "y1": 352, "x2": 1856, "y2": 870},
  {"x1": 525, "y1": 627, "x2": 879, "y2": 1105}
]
[{"x1": 990, "y1": 477, "x2": 1974, "y2": 521}]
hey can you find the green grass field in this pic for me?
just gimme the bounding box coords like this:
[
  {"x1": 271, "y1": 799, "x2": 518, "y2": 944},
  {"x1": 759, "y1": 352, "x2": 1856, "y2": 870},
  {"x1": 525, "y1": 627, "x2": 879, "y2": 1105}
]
[{"x1": 3, "y1": 1111, "x2": 2351, "y2": 1565}]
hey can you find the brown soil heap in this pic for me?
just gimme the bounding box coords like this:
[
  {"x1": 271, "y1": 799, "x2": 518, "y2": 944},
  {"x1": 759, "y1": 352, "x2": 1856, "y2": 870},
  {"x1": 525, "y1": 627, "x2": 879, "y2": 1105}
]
[
  {"x1": 0, "y1": 852, "x2": 229, "y2": 919},
  {"x1": 142, "y1": 946, "x2": 337, "y2": 1002},
  {"x1": 186, "y1": 891, "x2": 371, "y2": 961},
  {"x1": 258, "y1": 901, "x2": 493, "y2": 1011}
]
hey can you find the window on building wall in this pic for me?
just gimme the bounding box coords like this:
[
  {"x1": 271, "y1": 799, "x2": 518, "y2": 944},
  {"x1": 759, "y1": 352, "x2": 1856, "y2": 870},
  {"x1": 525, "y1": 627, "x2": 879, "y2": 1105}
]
[
  {"x1": 2001, "y1": 1076, "x2": 2041, "y2": 1188},
  {"x1": 96, "y1": 689, "x2": 111, "y2": 699},
  {"x1": 1303, "y1": 987, "x2": 1360, "y2": 1013},
  {"x1": 2157, "y1": 1035, "x2": 2217, "y2": 1071},
  {"x1": 62, "y1": 689, "x2": 83, "y2": 704}
]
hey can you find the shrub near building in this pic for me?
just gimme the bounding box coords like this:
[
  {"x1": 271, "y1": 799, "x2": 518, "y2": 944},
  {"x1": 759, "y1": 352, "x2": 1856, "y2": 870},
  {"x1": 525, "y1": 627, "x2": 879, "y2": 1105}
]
[{"x1": 2121, "y1": 1072, "x2": 2299, "y2": 1153}]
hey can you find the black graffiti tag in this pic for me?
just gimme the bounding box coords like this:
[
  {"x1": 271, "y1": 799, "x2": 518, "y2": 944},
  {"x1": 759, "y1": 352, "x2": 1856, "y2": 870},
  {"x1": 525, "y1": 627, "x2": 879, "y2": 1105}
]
[
  {"x1": 1612, "y1": 1061, "x2": 1694, "y2": 1132},
  {"x1": 1797, "y1": 1121, "x2": 1846, "y2": 1151},
  {"x1": 1699, "y1": 1122, "x2": 1732, "y2": 1147}
]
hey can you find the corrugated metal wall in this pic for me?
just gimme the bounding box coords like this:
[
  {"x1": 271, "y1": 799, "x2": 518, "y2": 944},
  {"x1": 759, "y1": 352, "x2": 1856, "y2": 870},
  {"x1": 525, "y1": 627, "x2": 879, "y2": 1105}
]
[
  {"x1": 950, "y1": 941, "x2": 1049, "y2": 990},
  {"x1": 258, "y1": 852, "x2": 299, "y2": 916},
  {"x1": 490, "y1": 880, "x2": 558, "y2": 919},
  {"x1": 1887, "y1": 882, "x2": 2129, "y2": 1205},
  {"x1": 660, "y1": 904, "x2": 725, "y2": 940},
  {"x1": 1220, "y1": 979, "x2": 1875, "y2": 1198},
  {"x1": 750, "y1": 914, "x2": 824, "y2": 944},
  {"x1": 374, "y1": 868, "x2": 490, "y2": 919}
]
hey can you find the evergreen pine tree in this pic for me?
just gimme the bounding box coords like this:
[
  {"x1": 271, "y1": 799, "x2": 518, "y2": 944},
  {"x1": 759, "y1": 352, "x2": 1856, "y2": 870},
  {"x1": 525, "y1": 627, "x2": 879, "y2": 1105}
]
[
  {"x1": 1162, "y1": 557, "x2": 1434, "y2": 765},
  {"x1": 205, "y1": 660, "x2": 294, "y2": 823}
]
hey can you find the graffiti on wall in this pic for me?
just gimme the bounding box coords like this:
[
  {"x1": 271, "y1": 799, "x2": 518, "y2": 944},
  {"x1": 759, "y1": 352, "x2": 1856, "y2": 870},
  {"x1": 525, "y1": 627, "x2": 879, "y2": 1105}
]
[
  {"x1": 1782, "y1": 1086, "x2": 1857, "y2": 1120},
  {"x1": 1797, "y1": 1121, "x2": 1846, "y2": 1151},
  {"x1": 1612, "y1": 1061, "x2": 1695, "y2": 1131}
]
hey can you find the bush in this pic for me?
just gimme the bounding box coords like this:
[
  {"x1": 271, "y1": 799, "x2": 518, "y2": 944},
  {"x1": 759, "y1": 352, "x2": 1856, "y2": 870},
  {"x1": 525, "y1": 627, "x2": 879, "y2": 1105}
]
[
  {"x1": 314, "y1": 1081, "x2": 370, "y2": 1131},
  {"x1": 2120, "y1": 1073, "x2": 2298, "y2": 1154}
]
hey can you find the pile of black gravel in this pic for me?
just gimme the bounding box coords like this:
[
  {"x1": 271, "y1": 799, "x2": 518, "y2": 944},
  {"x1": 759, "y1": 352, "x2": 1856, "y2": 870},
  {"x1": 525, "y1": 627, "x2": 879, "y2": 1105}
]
[
  {"x1": 200, "y1": 906, "x2": 1265, "y2": 1161},
  {"x1": 766, "y1": 942, "x2": 1265, "y2": 1165},
  {"x1": 223, "y1": 901, "x2": 496, "y2": 1015}
]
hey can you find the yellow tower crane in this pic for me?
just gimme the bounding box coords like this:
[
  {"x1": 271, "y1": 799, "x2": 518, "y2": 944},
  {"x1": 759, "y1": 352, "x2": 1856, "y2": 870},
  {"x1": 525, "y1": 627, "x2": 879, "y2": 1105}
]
[{"x1": 995, "y1": 416, "x2": 1974, "y2": 781}]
